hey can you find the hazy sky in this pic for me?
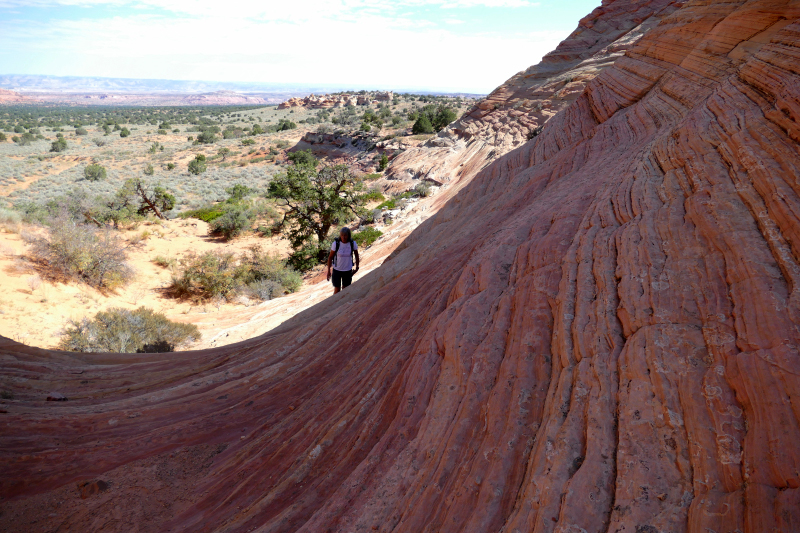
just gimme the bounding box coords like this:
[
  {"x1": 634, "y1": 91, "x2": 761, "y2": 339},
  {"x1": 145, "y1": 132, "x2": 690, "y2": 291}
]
[{"x1": 0, "y1": 0, "x2": 601, "y2": 93}]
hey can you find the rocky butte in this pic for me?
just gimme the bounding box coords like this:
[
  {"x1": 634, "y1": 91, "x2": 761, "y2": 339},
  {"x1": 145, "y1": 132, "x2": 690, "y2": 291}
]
[
  {"x1": 278, "y1": 91, "x2": 394, "y2": 109},
  {"x1": 2, "y1": 0, "x2": 800, "y2": 531}
]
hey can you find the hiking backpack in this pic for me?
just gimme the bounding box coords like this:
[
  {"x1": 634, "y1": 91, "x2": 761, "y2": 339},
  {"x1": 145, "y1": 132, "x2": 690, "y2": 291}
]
[{"x1": 333, "y1": 238, "x2": 356, "y2": 268}]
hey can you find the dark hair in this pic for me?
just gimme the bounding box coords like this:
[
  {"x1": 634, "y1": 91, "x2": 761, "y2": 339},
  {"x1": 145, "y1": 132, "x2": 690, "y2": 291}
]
[{"x1": 339, "y1": 227, "x2": 351, "y2": 241}]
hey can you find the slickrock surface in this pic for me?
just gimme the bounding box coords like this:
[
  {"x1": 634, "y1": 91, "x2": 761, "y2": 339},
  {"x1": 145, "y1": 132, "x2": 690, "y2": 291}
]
[{"x1": 3, "y1": 1, "x2": 800, "y2": 532}]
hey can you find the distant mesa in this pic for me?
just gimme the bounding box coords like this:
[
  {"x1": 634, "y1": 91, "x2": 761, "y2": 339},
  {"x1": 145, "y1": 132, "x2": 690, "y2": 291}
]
[
  {"x1": 279, "y1": 91, "x2": 393, "y2": 109},
  {"x1": 0, "y1": 89, "x2": 36, "y2": 104}
]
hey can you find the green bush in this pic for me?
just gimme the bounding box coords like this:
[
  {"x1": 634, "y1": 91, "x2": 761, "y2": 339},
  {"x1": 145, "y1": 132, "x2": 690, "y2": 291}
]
[
  {"x1": 363, "y1": 189, "x2": 385, "y2": 202},
  {"x1": 209, "y1": 204, "x2": 256, "y2": 239},
  {"x1": 24, "y1": 219, "x2": 133, "y2": 289},
  {"x1": 180, "y1": 205, "x2": 225, "y2": 222},
  {"x1": 376, "y1": 198, "x2": 397, "y2": 210},
  {"x1": 241, "y1": 138, "x2": 255, "y2": 146},
  {"x1": 170, "y1": 246, "x2": 301, "y2": 302},
  {"x1": 144, "y1": 163, "x2": 155, "y2": 176},
  {"x1": 196, "y1": 130, "x2": 217, "y2": 144},
  {"x1": 14, "y1": 132, "x2": 35, "y2": 146},
  {"x1": 59, "y1": 307, "x2": 200, "y2": 353},
  {"x1": 287, "y1": 149, "x2": 317, "y2": 167},
  {"x1": 50, "y1": 137, "x2": 68, "y2": 152},
  {"x1": 0, "y1": 132, "x2": 6, "y2": 142},
  {"x1": 120, "y1": 128, "x2": 130, "y2": 138},
  {"x1": 84, "y1": 163, "x2": 107, "y2": 181},
  {"x1": 75, "y1": 127, "x2": 88, "y2": 136},
  {"x1": 166, "y1": 162, "x2": 176, "y2": 170},
  {"x1": 188, "y1": 154, "x2": 207, "y2": 175},
  {"x1": 353, "y1": 226, "x2": 382, "y2": 247},
  {"x1": 412, "y1": 114, "x2": 434, "y2": 134},
  {"x1": 287, "y1": 239, "x2": 330, "y2": 273},
  {"x1": 378, "y1": 153, "x2": 389, "y2": 171}
]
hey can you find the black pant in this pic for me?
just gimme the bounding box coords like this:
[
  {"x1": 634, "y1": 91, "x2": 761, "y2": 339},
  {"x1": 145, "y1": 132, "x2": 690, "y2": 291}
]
[{"x1": 332, "y1": 269, "x2": 353, "y2": 289}]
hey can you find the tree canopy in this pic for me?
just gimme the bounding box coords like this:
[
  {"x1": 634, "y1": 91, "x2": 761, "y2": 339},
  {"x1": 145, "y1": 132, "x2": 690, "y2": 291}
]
[{"x1": 267, "y1": 164, "x2": 368, "y2": 270}]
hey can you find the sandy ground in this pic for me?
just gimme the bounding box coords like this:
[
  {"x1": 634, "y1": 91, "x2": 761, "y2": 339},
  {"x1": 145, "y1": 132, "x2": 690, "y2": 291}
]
[{"x1": 0, "y1": 218, "x2": 294, "y2": 350}]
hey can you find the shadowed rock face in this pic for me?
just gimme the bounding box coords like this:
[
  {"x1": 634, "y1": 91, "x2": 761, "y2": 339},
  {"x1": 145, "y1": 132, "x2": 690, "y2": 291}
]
[{"x1": 3, "y1": 1, "x2": 800, "y2": 531}]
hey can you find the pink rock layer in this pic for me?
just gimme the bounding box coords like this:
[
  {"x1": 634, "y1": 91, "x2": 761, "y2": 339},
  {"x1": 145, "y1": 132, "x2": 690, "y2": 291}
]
[{"x1": 3, "y1": 1, "x2": 800, "y2": 531}]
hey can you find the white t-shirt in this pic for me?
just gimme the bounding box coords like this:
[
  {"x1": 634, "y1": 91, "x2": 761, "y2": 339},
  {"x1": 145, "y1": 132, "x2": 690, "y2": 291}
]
[{"x1": 331, "y1": 239, "x2": 357, "y2": 271}]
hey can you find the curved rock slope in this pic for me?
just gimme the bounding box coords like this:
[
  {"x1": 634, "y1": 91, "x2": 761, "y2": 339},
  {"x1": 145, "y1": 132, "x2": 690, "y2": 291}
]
[{"x1": 3, "y1": 1, "x2": 800, "y2": 531}]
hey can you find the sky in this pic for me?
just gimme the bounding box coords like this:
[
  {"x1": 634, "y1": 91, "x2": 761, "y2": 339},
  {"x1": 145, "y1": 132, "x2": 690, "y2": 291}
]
[{"x1": 0, "y1": 0, "x2": 602, "y2": 94}]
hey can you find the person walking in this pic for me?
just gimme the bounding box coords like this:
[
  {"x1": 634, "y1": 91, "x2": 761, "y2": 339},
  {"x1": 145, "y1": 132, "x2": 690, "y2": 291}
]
[{"x1": 326, "y1": 227, "x2": 359, "y2": 295}]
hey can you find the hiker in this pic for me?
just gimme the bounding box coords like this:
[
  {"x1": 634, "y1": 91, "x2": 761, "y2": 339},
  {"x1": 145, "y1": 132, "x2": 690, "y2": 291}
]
[{"x1": 326, "y1": 227, "x2": 359, "y2": 295}]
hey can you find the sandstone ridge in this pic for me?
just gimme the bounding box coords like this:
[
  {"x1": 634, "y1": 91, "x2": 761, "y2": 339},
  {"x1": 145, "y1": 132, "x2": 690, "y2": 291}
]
[
  {"x1": 3, "y1": 1, "x2": 800, "y2": 532},
  {"x1": 279, "y1": 91, "x2": 393, "y2": 109}
]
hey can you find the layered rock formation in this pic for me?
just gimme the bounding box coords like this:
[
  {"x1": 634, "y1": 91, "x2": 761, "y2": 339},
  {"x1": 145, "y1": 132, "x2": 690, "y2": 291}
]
[
  {"x1": 0, "y1": 89, "x2": 35, "y2": 104},
  {"x1": 385, "y1": 0, "x2": 683, "y2": 186},
  {"x1": 279, "y1": 91, "x2": 393, "y2": 109},
  {"x1": 3, "y1": 1, "x2": 800, "y2": 532}
]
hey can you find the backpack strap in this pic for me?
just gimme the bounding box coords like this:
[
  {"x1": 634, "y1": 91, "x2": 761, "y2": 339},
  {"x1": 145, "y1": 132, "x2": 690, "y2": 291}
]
[{"x1": 350, "y1": 240, "x2": 356, "y2": 265}]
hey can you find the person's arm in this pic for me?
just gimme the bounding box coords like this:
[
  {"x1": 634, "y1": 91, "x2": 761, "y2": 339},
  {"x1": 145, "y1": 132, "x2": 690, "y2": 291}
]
[
  {"x1": 354, "y1": 249, "x2": 360, "y2": 273},
  {"x1": 326, "y1": 250, "x2": 335, "y2": 281}
]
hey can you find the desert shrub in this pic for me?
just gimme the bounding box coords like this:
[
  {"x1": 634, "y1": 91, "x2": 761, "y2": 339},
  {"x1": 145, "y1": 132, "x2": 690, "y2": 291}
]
[
  {"x1": 188, "y1": 154, "x2": 207, "y2": 175},
  {"x1": 166, "y1": 162, "x2": 176, "y2": 170},
  {"x1": 378, "y1": 153, "x2": 389, "y2": 171},
  {"x1": 196, "y1": 130, "x2": 217, "y2": 144},
  {"x1": 180, "y1": 205, "x2": 224, "y2": 222},
  {"x1": 84, "y1": 163, "x2": 107, "y2": 181},
  {"x1": 157, "y1": 129, "x2": 167, "y2": 135},
  {"x1": 50, "y1": 136, "x2": 68, "y2": 152},
  {"x1": 273, "y1": 119, "x2": 296, "y2": 132},
  {"x1": 287, "y1": 238, "x2": 331, "y2": 273},
  {"x1": 59, "y1": 307, "x2": 200, "y2": 353},
  {"x1": 0, "y1": 207, "x2": 22, "y2": 228},
  {"x1": 376, "y1": 198, "x2": 397, "y2": 210},
  {"x1": 25, "y1": 219, "x2": 133, "y2": 289},
  {"x1": 93, "y1": 139, "x2": 106, "y2": 147},
  {"x1": 353, "y1": 226, "x2": 382, "y2": 247},
  {"x1": 363, "y1": 189, "x2": 385, "y2": 202},
  {"x1": 412, "y1": 104, "x2": 457, "y2": 133},
  {"x1": 414, "y1": 181, "x2": 432, "y2": 197},
  {"x1": 144, "y1": 164, "x2": 155, "y2": 176},
  {"x1": 170, "y1": 246, "x2": 300, "y2": 301},
  {"x1": 241, "y1": 138, "x2": 255, "y2": 146},
  {"x1": 75, "y1": 127, "x2": 88, "y2": 136},
  {"x1": 120, "y1": 128, "x2": 130, "y2": 138},
  {"x1": 209, "y1": 204, "x2": 256, "y2": 239},
  {"x1": 412, "y1": 114, "x2": 434, "y2": 134},
  {"x1": 287, "y1": 149, "x2": 317, "y2": 167},
  {"x1": 153, "y1": 255, "x2": 177, "y2": 269},
  {"x1": 0, "y1": 132, "x2": 5, "y2": 141},
  {"x1": 13, "y1": 132, "x2": 35, "y2": 146},
  {"x1": 13, "y1": 125, "x2": 25, "y2": 134}
]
